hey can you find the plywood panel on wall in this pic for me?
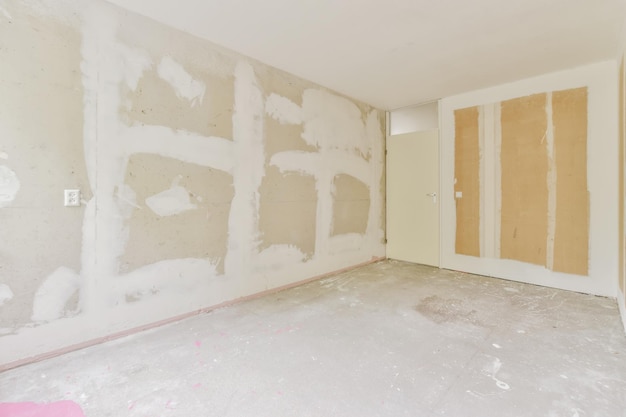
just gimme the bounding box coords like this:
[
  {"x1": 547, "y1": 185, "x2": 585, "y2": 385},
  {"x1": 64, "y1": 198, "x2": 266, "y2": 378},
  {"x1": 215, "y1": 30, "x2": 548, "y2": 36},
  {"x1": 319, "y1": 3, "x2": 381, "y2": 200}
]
[
  {"x1": 441, "y1": 61, "x2": 616, "y2": 297},
  {"x1": 454, "y1": 107, "x2": 480, "y2": 257},
  {"x1": 552, "y1": 88, "x2": 589, "y2": 276},
  {"x1": 500, "y1": 93, "x2": 549, "y2": 266}
]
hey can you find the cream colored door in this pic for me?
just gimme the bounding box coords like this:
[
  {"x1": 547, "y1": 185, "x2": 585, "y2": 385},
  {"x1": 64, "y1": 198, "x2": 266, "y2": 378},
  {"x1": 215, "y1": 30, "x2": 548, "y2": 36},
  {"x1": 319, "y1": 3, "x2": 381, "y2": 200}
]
[{"x1": 386, "y1": 129, "x2": 439, "y2": 266}]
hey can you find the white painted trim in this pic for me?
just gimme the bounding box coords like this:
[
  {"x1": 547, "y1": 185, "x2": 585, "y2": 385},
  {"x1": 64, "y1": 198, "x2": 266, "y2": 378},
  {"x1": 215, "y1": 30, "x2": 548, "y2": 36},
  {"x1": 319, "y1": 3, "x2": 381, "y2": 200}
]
[
  {"x1": 545, "y1": 92, "x2": 557, "y2": 270},
  {"x1": 440, "y1": 61, "x2": 618, "y2": 297},
  {"x1": 437, "y1": 101, "x2": 444, "y2": 268}
]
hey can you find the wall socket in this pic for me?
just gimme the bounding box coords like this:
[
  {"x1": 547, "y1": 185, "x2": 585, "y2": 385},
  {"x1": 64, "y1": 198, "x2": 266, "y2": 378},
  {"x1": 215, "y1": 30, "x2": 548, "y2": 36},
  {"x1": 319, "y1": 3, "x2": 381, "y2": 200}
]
[{"x1": 64, "y1": 189, "x2": 81, "y2": 207}]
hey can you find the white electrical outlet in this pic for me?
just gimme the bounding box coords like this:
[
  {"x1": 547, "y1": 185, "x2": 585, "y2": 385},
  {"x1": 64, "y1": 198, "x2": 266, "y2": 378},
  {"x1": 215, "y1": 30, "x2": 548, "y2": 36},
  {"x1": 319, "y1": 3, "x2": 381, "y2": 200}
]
[{"x1": 64, "y1": 189, "x2": 81, "y2": 207}]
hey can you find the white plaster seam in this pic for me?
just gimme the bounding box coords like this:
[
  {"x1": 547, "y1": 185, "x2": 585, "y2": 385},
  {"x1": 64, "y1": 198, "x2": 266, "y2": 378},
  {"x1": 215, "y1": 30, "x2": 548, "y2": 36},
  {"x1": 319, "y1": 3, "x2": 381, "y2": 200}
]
[
  {"x1": 0, "y1": 165, "x2": 20, "y2": 207},
  {"x1": 478, "y1": 105, "x2": 484, "y2": 257},
  {"x1": 0, "y1": 6, "x2": 12, "y2": 21},
  {"x1": 157, "y1": 56, "x2": 206, "y2": 106},
  {"x1": 482, "y1": 103, "x2": 497, "y2": 259},
  {"x1": 494, "y1": 102, "x2": 502, "y2": 259},
  {"x1": 145, "y1": 177, "x2": 197, "y2": 217},
  {"x1": 32, "y1": 267, "x2": 80, "y2": 322},
  {"x1": 546, "y1": 92, "x2": 557, "y2": 270},
  {"x1": 0, "y1": 284, "x2": 13, "y2": 306},
  {"x1": 265, "y1": 93, "x2": 302, "y2": 125},
  {"x1": 224, "y1": 61, "x2": 265, "y2": 284}
]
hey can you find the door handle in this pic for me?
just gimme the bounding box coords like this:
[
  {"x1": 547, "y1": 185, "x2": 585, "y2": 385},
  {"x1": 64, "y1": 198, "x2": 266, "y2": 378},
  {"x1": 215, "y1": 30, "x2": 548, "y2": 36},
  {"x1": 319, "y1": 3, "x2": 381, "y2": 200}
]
[{"x1": 426, "y1": 193, "x2": 437, "y2": 204}]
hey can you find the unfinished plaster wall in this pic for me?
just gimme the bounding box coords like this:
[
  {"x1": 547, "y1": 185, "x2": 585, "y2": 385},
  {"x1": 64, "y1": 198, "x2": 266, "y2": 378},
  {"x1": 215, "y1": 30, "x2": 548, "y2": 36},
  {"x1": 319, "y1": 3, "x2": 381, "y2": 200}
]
[
  {"x1": 441, "y1": 62, "x2": 617, "y2": 296},
  {"x1": 0, "y1": 0, "x2": 385, "y2": 367}
]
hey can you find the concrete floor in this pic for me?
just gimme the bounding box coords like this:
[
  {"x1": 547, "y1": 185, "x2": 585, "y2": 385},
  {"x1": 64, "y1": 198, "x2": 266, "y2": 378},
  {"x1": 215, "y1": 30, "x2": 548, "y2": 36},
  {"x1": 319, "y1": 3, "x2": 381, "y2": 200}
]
[{"x1": 1, "y1": 260, "x2": 626, "y2": 417}]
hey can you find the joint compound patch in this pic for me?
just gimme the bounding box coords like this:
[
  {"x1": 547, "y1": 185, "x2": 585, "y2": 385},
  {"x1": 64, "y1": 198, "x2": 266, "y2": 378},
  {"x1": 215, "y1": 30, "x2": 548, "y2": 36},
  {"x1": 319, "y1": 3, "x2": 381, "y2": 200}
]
[
  {"x1": 145, "y1": 176, "x2": 197, "y2": 217},
  {"x1": 0, "y1": 165, "x2": 20, "y2": 208},
  {"x1": 157, "y1": 56, "x2": 206, "y2": 105},
  {"x1": 32, "y1": 267, "x2": 80, "y2": 322},
  {"x1": 0, "y1": 284, "x2": 14, "y2": 306}
]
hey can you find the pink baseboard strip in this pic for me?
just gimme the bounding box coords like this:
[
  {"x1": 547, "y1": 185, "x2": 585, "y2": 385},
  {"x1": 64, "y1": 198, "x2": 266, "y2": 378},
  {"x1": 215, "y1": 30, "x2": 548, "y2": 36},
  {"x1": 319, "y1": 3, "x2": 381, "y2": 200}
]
[{"x1": 1, "y1": 257, "x2": 385, "y2": 372}]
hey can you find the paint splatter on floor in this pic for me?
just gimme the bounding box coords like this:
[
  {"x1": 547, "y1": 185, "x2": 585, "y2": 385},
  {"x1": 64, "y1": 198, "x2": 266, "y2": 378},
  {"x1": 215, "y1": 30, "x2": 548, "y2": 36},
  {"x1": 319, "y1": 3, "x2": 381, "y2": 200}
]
[{"x1": 0, "y1": 401, "x2": 86, "y2": 417}]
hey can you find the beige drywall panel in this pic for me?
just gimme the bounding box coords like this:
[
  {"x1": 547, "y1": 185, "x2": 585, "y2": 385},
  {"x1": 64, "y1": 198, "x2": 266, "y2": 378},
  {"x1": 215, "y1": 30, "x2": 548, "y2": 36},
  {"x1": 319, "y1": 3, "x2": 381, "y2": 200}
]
[
  {"x1": 0, "y1": 4, "x2": 87, "y2": 329},
  {"x1": 258, "y1": 167, "x2": 316, "y2": 258},
  {"x1": 552, "y1": 88, "x2": 589, "y2": 276},
  {"x1": 500, "y1": 93, "x2": 549, "y2": 267},
  {"x1": 121, "y1": 154, "x2": 233, "y2": 275},
  {"x1": 440, "y1": 61, "x2": 617, "y2": 297},
  {"x1": 124, "y1": 69, "x2": 235, "y2": 140},
  {"x1": 454, "y1": 107, "x2": 481, "y2": 257},
  {"x1": 332, "y1": 174, "x2": 370, "y2": 236}
]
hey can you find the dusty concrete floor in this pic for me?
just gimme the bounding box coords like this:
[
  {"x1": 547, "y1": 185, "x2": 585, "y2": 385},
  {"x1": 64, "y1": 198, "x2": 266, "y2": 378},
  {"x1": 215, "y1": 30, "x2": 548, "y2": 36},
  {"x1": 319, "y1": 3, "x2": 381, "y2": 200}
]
[{"x1": 1, "y1": 260, "x2": 626, "y2": 417}]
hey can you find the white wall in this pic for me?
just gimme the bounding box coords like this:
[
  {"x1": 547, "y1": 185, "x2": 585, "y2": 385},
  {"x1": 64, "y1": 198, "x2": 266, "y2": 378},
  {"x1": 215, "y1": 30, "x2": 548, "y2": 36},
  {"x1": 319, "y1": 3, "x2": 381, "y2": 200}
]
[
  {"x1": 440, "y1": 61, "x2": 618, "y2": 297},
  {"x1": 389, "y1": 102, "x2": 438, "y2": 135}
]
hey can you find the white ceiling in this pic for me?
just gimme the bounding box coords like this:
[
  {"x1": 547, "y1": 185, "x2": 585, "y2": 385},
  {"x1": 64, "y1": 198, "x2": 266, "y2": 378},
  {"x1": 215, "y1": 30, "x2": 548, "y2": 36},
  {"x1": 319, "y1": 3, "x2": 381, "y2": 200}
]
[{"x1": 106, "y1": 0, "x2": 625, "y2": 110}]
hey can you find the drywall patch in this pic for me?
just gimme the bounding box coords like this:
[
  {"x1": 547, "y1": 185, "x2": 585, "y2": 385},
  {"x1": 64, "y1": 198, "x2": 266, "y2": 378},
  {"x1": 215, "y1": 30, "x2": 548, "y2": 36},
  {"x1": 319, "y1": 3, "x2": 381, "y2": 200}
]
[
  {"x1": 257, "y1": 244, "x2": 306, "y2": 271},
  {"x1": 0, "y1": 165, "x2": 20, "y2": 207},
  {"x1": 124, "y1": 68, "x2": 233, "y2": 139},
  {"x1": 258, "y1": 167, "x2": 316, "y2": 257},
  {"x1": 0, "y1": 5, "x2": 12, "y2": 21},
  {"x1": 301, "y1": 89, "x2": 369, "y2": 157},
  {"x1": 145, "y1": 176, "x2": 197, "y2": 217},
  {"x1": 500, "y1": 93, "x2": 549, "y2": 267},
  {"x1": 332, "y1": 174, "x2": 369, "y2": 236},
  {"x1": 266, "y1": 93, "x2": 302, "y2": 125},
  {"x1": 121, "y1": 153, "x2": 232, "y2": 274},
  {"x1": 157, "y1": 56, "x2": 206, "y2": 106},
  {"x1": 552, "y1": 87, "x2": 589, "y2": 276},
  {"x1": 31, "y1": 267, "x2": 80, "y2": 322},
  {"x1": 0, "y1": 152, "x2": 8, "y2": 160},
  {"x1": 0, "y1": 284, "x2": 14, "y2": 306},
  {"x1": 224, "y1": 60, "x2": 265, "y2": 280},
  {"x1": 454, "y1": 106, "x2": 480, "y2": 257}
]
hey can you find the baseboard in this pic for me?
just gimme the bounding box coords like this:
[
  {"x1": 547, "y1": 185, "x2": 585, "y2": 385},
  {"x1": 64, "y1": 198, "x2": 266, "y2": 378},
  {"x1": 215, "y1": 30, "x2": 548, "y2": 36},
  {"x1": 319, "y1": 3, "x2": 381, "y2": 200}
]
[{"x1": 1, "y1": 257, "x2": 385, "y2": 373}]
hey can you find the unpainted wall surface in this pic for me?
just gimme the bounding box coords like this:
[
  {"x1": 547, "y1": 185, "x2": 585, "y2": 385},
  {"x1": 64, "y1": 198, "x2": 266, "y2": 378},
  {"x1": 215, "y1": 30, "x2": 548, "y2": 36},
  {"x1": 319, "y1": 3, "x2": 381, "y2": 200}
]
[
  {"x1": 552, "y1": 88, "x2": 589, "y2": 276},
  {"x1": 453, "y1": 107, "x2": 480, "y2": 257},
  {"x1": 500, "y1": 93, "x2": 549, "y2": 267},
  {"x1": 453, "y1": 88, "x2": 590, "y2": 276},
  {"x1": 0, "y1": 0, "x2": 385, "y2": 366},
  {"x1": 332, "y1": 174, "x2": 370, "y2": 236}
]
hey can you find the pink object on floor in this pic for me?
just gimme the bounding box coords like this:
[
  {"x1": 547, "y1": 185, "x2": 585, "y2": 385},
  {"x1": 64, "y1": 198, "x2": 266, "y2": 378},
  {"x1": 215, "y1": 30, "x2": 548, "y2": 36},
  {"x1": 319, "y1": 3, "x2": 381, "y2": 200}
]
[{"x1": 0, "y1": 401, "x2": 86, "y2": 417}]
